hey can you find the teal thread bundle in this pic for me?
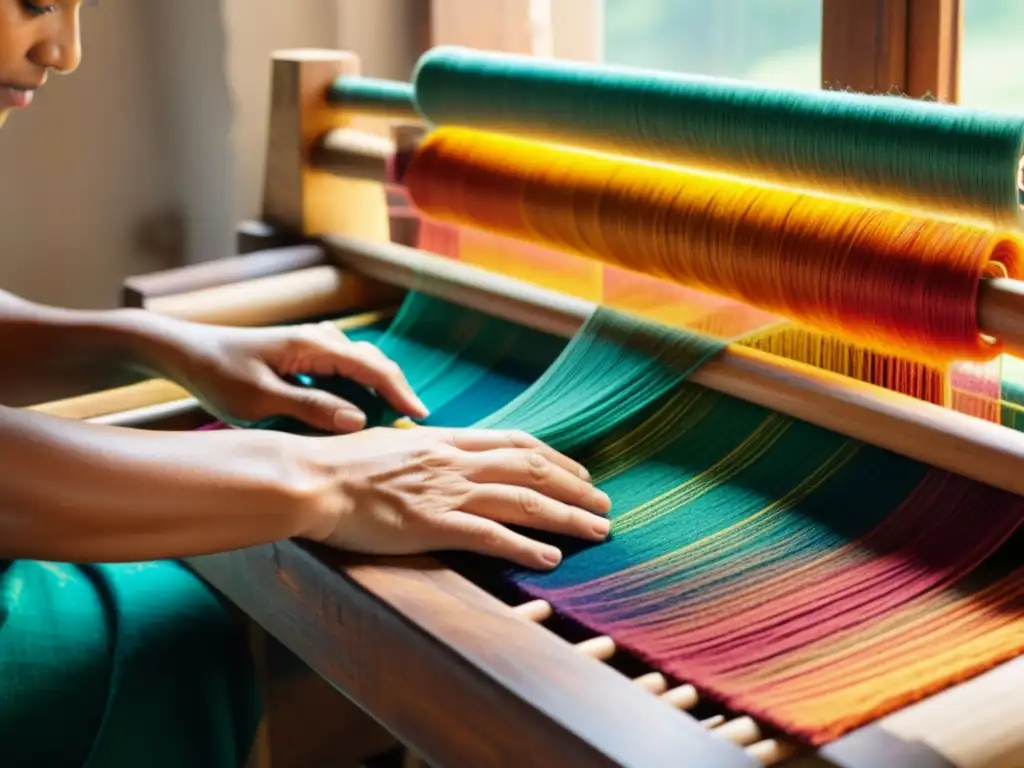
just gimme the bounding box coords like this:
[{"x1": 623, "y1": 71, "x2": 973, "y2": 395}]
[
  {"x1": 411, "y1": 46, "x2": 1024, "y2": 227},
  {"x1": 375, "y1": 292, "x2": 566, "y2": 426},
  {"x1": 474, "y1": 308, "x2": 729, "y2": 454}
]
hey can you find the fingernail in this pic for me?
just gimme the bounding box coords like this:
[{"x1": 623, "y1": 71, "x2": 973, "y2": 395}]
[
  {"x1": 541, "y1": 547, "x2": 562, "y2": 567},
  {"x1": 592, "y1": 489, "x2": 612, "y2": 512},
  {"x1": 578, "y1": 465, "x2": 592, "y2": 481},
  {"x1": 411, "y1": 394, "x2": 430, "y2": 418},
  {"x1": 591, "y1": 516, "x2": 610, "y2": 539},
  {"x1": 334, "y1": 408, "x2": 366, "y2": 431}
]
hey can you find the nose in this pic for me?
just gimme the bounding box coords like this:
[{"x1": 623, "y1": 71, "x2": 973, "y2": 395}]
[{"x1": 27, "y1": 10, "x2": 83, "y2": 75}]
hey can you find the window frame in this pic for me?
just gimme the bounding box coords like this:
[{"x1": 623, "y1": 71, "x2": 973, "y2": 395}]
[
  {"x1": 421, "y1": 0, "x2": 962, "y2": 101},
  {"x1": 823, "y1": 0, "x2": 961, "y2": 102}
]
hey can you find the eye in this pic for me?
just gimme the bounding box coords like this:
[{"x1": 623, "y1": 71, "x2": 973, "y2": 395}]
[{"x1": 19, "y1": 0, "x2": 57, "y2": 16}]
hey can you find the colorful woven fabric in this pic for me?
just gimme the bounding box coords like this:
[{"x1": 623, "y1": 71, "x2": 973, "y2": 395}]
[{"x1": 331, "y1": 291, "x2": 1024, "y2": 746}]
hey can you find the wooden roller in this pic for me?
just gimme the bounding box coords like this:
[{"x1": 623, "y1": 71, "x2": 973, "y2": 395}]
[{"x1": 143, "y1": 265, "x2": 400, "y2": 327}]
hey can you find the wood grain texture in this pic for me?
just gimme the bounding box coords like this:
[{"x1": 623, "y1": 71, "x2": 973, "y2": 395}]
[
  {"x1": 822, "y1": 0, "x2": 908, "y2": 94},
  {"x1": 905, "y1": 0, "x2": 962, "y2": 102},
  {"x1": 122, "y1": 245, "x2": 327, "y2": 307},
  {"x1": 822, "y1": 0, "x2": 963, "y2": 100},
  {"x1": 261, "y1": 51, "x2": 390, "y2": 243},
  {"x1": 29, "y1": 378, "x2": 191, "y2": 420},
  {"x1": 251, "y1": 624, "x2": 397, "y2": 768},
  {"x1": 143, "y1": 265, "x2": 401, "y2": 327},
  {"x1": 186, "y1": 544, "x2": 758, "y2": 768}
]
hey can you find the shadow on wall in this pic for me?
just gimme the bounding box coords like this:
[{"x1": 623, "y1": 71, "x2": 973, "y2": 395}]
[
  {"x1": 0, "y1": 0, "x2": 233, "y2": 404},
  {"x1": 0, "y1": 0, "x2": 182, "y2": 310},
  {"x1": 0, "y1": 0, "x2": 422, "y2": 404},
  {"x1": 0, "y1": 0, "x2": 422, "y2": 314}
]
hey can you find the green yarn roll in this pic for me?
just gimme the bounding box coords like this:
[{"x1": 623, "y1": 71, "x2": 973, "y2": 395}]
[
  {"x1": 328, "y1": 76, "x2": 417, "y2": 120},
  {"x1": 412, "y1": 46, "x2": 1024, "y2": 227}
]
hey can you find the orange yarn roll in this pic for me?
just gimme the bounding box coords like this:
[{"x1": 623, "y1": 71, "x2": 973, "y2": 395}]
[{"x1": 405, "y1": 128, "x2": 1024, "y2": 365}]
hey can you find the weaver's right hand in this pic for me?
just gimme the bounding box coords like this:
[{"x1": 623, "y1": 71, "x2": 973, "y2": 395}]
[{"x1": 293, "y1": 426, "x2": 612, "y2": 569}]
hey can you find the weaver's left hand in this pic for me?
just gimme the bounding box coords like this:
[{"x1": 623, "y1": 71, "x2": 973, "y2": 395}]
[{"x1": 147, "y1": 319, "x2": 429, "y2": 432}]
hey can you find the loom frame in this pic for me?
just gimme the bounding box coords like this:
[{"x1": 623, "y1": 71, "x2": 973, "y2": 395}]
[
  {"x1": 50, "y1": 220, "x2": 1021, "y2": 768},
  {"x1": 29, "y1": 34, "x2": 1024, "y2": 767}
]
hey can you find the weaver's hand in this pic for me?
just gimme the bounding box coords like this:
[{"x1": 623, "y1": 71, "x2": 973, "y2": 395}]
[
  {"x1": 298, "y1": 427, "x2": 612, "y2": 569},
  {"x1": 146, "y1": 319, "x2": 428, "y2": 432}
]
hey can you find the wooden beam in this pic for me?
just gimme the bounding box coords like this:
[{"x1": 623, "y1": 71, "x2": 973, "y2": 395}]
[
  {"x1": 822, "y1": 0, "x2": 908, "y2": 94},
  {"x1": 186, "y1": 544, "x2": 757, "y2": 768},
  {"x1": 905, "y1": 0, "x2": 962, "y2": 103},
  {"x1": 822, "y1": 0, "x2": 963, "y2": 102},
  {"x1": 261, "y1": 50, "x2": 390, "y2": 242}
]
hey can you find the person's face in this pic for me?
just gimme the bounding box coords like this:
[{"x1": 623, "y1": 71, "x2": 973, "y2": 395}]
[{"x1": 0, "y1": 0, "x2": 82, "y2": 127}]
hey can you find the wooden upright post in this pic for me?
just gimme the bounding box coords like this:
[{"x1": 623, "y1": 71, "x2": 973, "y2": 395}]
[
  {"x1": 822, "y1": 0, "x2": 962, "y2": 103},
  {"x1": 261, "y1": 49, "x2": 391, "y2": 243}
]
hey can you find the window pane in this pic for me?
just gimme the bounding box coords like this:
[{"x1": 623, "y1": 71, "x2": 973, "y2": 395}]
[
  {"x1": 961, "y1": 0, "x2": 1024, "y2": 113},
  {"x1": 601, "y1": 0, "x2": 822, "y2": 89}
]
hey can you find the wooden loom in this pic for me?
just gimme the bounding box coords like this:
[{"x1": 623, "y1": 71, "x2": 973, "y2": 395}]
[{"x1": 30, "y1": 49, "x2": 1024, "y2": 768}]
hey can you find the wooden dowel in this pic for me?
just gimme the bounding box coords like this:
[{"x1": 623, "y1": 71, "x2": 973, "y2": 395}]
[
  {"x1": 513, "y1": 599, "x2": 553, "y2": 623},
  {"x1": 574, "y1": 636, "x2": 616, "y2": 661},
  {"x1": 978, "y1": 277, "x2": 1024, "y2": 358},
  {"x1": 511, "y1": 600, "x2": 704, "y2": 713},
  {"x1": 123, "y1": 244, "x2": 326, "y2": 306},
  {"x1": 710, "y1": 717, "x2": 762, "y2": 746},
  {"x1": 86, "y1": 398, "x2": 201, "y2": 428},
  {"x1": 312, "y1": 129, "x2": 395, "y2": 184},
  {"x1": 324, "y1": 233, "x2": 1024, "y2": 499},
  {"x1": 311, "y1": 125, "x2": 426, "y2": 185},
  {"x1": 745, "y1": 739, "x2": 798, "y2": 766},
  {"x1": 661, "y1": 685, "x2": 700, "y2": 710},
  {"x1": 145, "y1": 265, "x2": 401, "y2": 327},
  {"x1": 392, "y1": 124, "x2": 428, "y2": 155},
  {"x1": 632, "y1": 673, "x2": 669, "y2": 694},
  {"x1": 30, "y1": 378, "x2": 191, "y2": 420}
]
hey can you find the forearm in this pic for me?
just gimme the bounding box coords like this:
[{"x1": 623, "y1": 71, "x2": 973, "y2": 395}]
[
  {"x1": 0, "y1": 406, "x2": 327, "y2": 563},
  {"x1": 0, "y1": 290, "x2": 171, "y2": 397}
]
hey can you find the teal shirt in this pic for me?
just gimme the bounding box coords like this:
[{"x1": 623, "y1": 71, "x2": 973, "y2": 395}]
[{"x1": 0, "y1": 559, "x2": 259, "y2": 767}]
